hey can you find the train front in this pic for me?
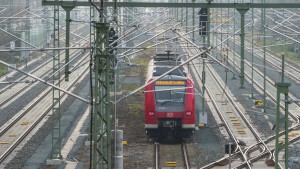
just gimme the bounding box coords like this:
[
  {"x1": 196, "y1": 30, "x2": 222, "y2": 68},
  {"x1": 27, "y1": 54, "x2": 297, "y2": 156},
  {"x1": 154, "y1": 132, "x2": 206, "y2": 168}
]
[{"x1": 145, "y1": 75, "x2": 195, "y2": 139}]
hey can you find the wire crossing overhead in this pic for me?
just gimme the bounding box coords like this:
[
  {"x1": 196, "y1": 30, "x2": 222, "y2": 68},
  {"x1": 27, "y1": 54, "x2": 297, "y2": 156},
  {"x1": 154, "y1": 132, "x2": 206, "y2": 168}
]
[{"x1": 42, "y1": 1, "x2": 300, "y2": 9}]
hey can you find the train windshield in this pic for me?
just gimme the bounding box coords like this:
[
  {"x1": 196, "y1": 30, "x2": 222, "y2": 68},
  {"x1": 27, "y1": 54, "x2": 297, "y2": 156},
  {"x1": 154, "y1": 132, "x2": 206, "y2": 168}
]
[{"x1": 154, "y1": 85, "x2": 185, "y2": 112}]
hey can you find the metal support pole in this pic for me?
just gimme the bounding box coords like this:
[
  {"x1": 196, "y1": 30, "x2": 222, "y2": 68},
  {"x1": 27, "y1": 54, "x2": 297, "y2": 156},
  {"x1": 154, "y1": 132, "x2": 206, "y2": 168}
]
[
  {"x1": 181, "y1": 0, "x2": 183, "y2": 22},
  {"x1": 206, "y1": 0, "x2": 212, "y2": 46},
  {"x1": 237, "y1": 8, "x2": 249, "y2": 89},
  {"x1": 281, "y1": 54, "x2": 284, "y2": 82},
  {"x1": 113, "y1": 130, "x2": 123, "y2": 169},
  {"x1": 220, "y1": 0, "x2": 223, "y2": 59},
  {"x1": 263, "y1": 0, "x2": 266, "y2": 113},
  {"x1": 62, "y1": 6, "x2": 75, "y2": 81},
  {"x1": 51, "y1": 0, "x2": 62, "y2": 160},
  {"x1": 274, "y1": 82, "x2": 291, "y2": 169},
  {"x1": 83, "y1": 1, "x2": 112, "y2": 169},
  {"x1": 260, "y1": 0, "x2": 263, "y2": 33},
  {"x1": 229, "y1": 143, "x2": 232, "y2": 169},
  {"x1": 92, "y1": 23, "x2": 100, "y2": 169},
  {"x1": 192, "y1": 0, "x2": 195, "y2": 43},
  {"x1": 186, "y1": 0, "x2": 188, "y2": 33},
  {"x1": 89, "y1": 4, "x2": 95, "y2": 169},
  {"x1": 232, "y1": 0, "x2": 236, "y2": 80},
  {"x1": 25, "y1": 0, "x2": 30, "y2": 67},
  {"x1": 202, "y1": 37, "x2": 206, "y2": 113},
  {"x1": 44, "y1": 5, "x2": 51, "y2": 48},
  {"x1": 250, "y1": 0, "x2": 254, "y2": 98},
  {"x1": 112, "y1": 0, "x2": 118, "y2": 168},
  {"x1": 92, "y1": 21, "x2": 112, "y2": 169},
  {"x1": 177, "y1": 0, "x2": 179, "y2": 21}
]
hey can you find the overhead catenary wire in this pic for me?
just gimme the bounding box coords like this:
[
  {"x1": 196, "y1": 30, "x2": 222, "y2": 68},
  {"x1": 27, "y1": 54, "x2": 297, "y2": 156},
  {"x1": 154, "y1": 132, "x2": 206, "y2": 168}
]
[
  {"x1": 0, "y1": 59, "x2": 90, "y2": 104},
  {"x1": 114, "y1": 47, "x2": 212, "y2": 104}
]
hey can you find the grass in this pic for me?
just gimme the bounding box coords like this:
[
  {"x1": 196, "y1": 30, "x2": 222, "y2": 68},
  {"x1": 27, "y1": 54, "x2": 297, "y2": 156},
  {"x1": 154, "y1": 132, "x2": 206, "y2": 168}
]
[
  {"x1": 128, "y1": 103, "x2": 142, "y2": 116},
  {"x1": 254, "y1": 38, "x2": 300, "y2": 64},
  {"x1": 0, "y1": 64, "x2": 7, "y2": 76}
]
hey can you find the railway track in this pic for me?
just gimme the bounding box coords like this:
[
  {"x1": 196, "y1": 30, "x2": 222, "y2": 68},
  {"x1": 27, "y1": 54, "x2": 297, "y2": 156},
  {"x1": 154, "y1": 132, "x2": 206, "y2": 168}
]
[
  {"x1": 180, "y1": 42, "x2": 267, "y2": 168},
  {"x1": 213, "y1": 34, "x2": 300, "y2": 122},
  {"x1": 190, "y1": 28, "x2": 300, "y2": 168},
  {"x1": 174, "y1": 27, "x2": 300, "y2": 168},
  {"x1": 0, "y1": 46, "x2": 87, "y2": 108},
  {"x1": 0, "y1": 27, "x2": 89, "y2": 109},
  {"x1": 226, "y1": 33, "x2": 300, "y2": 85},
  {"x1": 226, "y1": 35, "x2": 300, "y2": 115},
  {"x1": 154, "y1": 141, "x2": 190, "y2": 169},
  {"x1": 0, "y1": 52, "x2": 90, "y2": 164}
]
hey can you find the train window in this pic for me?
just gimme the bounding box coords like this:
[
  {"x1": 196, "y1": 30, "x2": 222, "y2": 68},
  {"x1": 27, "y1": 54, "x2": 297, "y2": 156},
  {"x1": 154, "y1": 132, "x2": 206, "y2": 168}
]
[{"x1": 154, "y1": 86, "x2": 185, "y2": 112}]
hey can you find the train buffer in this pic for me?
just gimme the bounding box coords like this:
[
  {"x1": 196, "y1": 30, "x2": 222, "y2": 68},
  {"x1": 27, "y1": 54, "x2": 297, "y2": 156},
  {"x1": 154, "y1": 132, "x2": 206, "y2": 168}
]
[{"x1": 166, "y1": 161, "x2": 177, "y2": 167}]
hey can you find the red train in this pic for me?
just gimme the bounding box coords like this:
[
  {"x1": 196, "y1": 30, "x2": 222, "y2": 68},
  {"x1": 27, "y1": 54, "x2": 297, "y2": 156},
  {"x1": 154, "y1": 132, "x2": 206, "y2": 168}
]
[{"x1": 144, "y1": 52, "x2": 195, "y2": 139}]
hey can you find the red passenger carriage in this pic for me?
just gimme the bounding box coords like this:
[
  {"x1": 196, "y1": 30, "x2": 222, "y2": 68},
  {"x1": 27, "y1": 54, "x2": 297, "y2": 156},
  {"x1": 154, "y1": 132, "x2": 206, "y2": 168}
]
[{"x1": 144, "y1": 53, "x2": 195, "y2": 139}]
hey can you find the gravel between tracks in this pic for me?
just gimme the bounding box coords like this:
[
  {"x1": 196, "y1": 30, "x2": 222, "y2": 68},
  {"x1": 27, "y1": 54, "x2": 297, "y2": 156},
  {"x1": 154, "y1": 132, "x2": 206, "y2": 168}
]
[
  {"x1": 1, "y1": 44, "x2": 270, "y2": 169},
  {"x1": 3, "y1": 75, "x2": 90, "y2": 169}
]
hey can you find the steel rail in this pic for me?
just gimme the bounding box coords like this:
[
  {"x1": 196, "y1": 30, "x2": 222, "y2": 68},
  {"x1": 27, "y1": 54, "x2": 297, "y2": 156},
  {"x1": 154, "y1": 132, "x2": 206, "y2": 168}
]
[
  {"x1": 214, "y1": 34, "x2": 300, "y2": 162},
  {"x1": 180, "y1": 35, "x2": 250, "y2": 165},
  {"x1": 0, "y1": 60, "x2": 89, "y2": 104},
  {"x1": 179, "y1": 26, "x2": 274, "y2": 168},
  {"x1": 211, "y1": 30, "x2": 300, "y2": 121},
  {"x1": 234, "y1": 35, "x2": 300, "y2": 95},
  {"x1": 0, "y1": 53, "x2": 89, "y2": 137},
  {"x1": 114, "y1": 47, "x2": 211, "y2": 104},
  {"x1": 120, "y1": 26, "x2": 202, "y2": 58},
  {"x1": 155, "y1": 142, "x2": 159, "y2": 169},
  {"x1": 189, "y1": 57, "x2": 250, "y2": 168},
  {"x1": 205, "y1": 62, "x2": 273, "y2": 168},
  {"x1": 117, "y1": 20, "x2": 184, "y2": 57},
  {"x1": 0, "y1": 32, "x2": 89, "y2": 95},
  {"x1": 209, "y1": 30, "x2": 300, "y2": 168},
  {"x1": 0, "y1": 63, "x2": 89, "y2": 164},
  {"x1": 120, "y1": 14, "x2": 231, "y2": 59},
  {"x1": 28, "y1": 11, "x2": 89, "y2": 42},
  {"x1": 234, "y1": 133, "x2": 300, "y2": 168},
  {"x1": 0, "y1": 33, "x2": 89, "y2": 105},
  {"x1": 0, "y1": 49, "x2": 87, "y2": 108},
  {"x1": 224, "y1": 40, "x2": 299, "y2": 123},
  {"x1": 116, "y1": 17, "x2": 171, "y2": 49},
  {"x1": 182, "y1": 142, "x2": 190, "y2": 169}
]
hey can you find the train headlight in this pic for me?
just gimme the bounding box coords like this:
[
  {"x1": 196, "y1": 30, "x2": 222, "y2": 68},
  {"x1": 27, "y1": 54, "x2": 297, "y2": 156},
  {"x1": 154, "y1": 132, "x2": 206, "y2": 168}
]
[
  {"x1": 185, "y1": 111, "x2": 192, "y2": 116},
  {"x1": 148, "y1": 112, "x2": 155, "y2": 116}
]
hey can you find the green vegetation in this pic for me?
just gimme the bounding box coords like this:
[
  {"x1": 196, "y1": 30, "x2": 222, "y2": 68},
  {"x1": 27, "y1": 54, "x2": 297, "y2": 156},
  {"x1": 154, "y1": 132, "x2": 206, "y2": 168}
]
[
  {"x1": 270, "y1": 45, "x2": 300, "y2": 64},
  {"x1": 128, "y1": 103, "x2": 142, "y2": 116},
  {"x1": 135, "y1": 41, "x2": 155, "y2": 58},
  {"x1": 255, "y1": 38, "x2": 300, "y2": 64},
  {"x1": 121, "y1": 83, "x2": 138, "y2": 92},
  {"x1": 0, "y1": 64, "x2": 7, "y2": 76}
]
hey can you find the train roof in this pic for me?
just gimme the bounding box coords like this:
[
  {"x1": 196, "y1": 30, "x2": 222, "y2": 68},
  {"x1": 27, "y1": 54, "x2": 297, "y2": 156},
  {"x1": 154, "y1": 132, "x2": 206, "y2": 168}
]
[
  {"x1": 159, "y1": 75, "x2": 187, "y2": 81},
  {"x1": 153, "y1": 51, "x2": 186, "y2": 76},
  {"x1": 147, "y1": 51, "x2": 190, "y2": 81},
  {"x1": 153, "y1": 61, "x2": 180, "y2": 66},
  {"x1": 154, "y1": 52, "x2": 179, "y2": 62},
  {"x1": 153, "y1": 66, "x2": 186, "y2": 77}
]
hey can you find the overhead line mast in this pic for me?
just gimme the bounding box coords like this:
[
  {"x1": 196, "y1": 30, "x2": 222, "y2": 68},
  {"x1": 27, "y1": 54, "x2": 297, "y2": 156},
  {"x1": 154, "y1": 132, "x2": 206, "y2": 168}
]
[{"x1": 41, "y1": 1, "x2": 299, "y2": 168}]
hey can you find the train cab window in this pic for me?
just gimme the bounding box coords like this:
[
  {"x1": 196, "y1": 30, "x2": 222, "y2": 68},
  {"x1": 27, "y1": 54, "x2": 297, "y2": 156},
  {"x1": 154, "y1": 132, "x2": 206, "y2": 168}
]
[{"x1": 154, "y1": 86, "x2": 185, "y2": 112}]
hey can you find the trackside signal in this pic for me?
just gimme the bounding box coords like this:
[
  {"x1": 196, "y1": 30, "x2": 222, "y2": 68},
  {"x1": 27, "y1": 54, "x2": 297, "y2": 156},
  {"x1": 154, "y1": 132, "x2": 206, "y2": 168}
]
[{"x1": 198, "y1": 7, "x2": 208, "y2": 36}]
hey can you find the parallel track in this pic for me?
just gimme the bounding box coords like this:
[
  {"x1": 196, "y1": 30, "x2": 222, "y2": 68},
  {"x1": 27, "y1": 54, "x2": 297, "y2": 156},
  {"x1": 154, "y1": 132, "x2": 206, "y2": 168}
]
[{"x1": 0, "y1": 53, "x2": 90, "y2": 163}]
